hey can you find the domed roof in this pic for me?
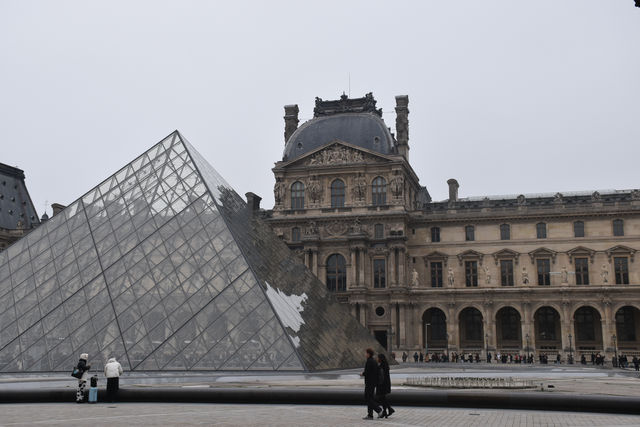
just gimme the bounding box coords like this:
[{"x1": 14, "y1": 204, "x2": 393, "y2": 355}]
[
  {"x1": 283, "y1": 113, "x2": 395, "y2": 162},
  {"x1": 282, "y1": 93, "x2": 396, "y2": 162}
]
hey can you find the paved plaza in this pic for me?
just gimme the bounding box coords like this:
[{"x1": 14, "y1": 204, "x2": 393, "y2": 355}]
[{"x1": 2, "y1": 403, "x2": 640, "y2": 426}]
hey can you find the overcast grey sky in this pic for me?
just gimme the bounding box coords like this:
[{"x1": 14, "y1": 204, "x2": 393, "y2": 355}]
[{"x1": 1, "y1": 1, "x2": 639, "y2": 216}]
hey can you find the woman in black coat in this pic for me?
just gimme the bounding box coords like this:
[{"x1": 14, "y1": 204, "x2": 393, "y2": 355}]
[{"x1": 376, "y1": 354, "x2": 394, "y2": 418}]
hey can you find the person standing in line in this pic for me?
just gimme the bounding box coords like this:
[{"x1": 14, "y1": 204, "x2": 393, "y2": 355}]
[
  {"x1": 75, "y1": 353, "x2": 91, "y2": 403},
  {"x1": 104, "y1": 357, "x2": 124, "y2": 403},
  {"x1": 376, "y1": 354, "x2": 395, "y2": 419},
  {"x1": 360, "y1": 348, "x2": 381, "y2": 420}
]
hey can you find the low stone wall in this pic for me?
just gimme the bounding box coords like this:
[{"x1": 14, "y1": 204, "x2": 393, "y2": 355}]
[{"x1": 1, "y1": 387, "x2": 640, "y2": 414}]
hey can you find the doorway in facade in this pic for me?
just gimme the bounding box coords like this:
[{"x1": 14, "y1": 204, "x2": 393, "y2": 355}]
[{"x1": 374, "y1": 330, "x2": 388, "y2": 350}]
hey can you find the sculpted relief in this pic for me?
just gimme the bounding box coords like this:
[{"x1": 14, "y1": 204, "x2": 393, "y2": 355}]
[
  {"x1": 352, "y1": 174, "x2": 367, "y2": 201},
  {"x1": 307, "y1": 145, "x2": 366, "y2": 166}
]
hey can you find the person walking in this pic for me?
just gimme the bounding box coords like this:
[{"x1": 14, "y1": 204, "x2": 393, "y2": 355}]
[
  {"x1": 376, "y1": 354, "x2": 395, "y2": 418},
  {"x1": 74, "y1": 353, "x2": 91, "y2": 403},
  {"x1": 360, "y1": 348, "x2": 381, "y2": 420},
  {"x1": 633, "y1": 356, "x2": 639, "y2": 371},
  {"x1": 104, "y1": 357, "x2": 123, "y2": 403}
]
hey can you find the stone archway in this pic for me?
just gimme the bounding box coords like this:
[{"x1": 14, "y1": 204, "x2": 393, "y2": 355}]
[
  {"x1": 422, "y1": 308, "x2": 447, "y2": 352},
  {"x1": 459, "y1": 307, "x2": 484, "y2": 351},
  {"x1": 534, "y1": 306, "x2": 561, "y2": 353},
  {"x1": 615, "y1": 306, "x2": 640, "y2": 352},
  {"x1": 573, "y1": 306, "x2": 603, "y2": 355},
  {"x1": 495, "y1": 306, "x2": 522, "y2": 351}
]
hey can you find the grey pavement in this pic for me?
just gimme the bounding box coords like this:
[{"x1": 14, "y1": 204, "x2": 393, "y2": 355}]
[{"x1": 2, "y1": 403, "x2": 640, "y2": 426}]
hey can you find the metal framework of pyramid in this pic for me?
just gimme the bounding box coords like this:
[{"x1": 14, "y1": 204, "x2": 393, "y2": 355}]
[{"x1": 0, "y1": 131, "x2": 385, "y2": 372}]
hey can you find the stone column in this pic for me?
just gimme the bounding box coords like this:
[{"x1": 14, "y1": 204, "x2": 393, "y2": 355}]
[
  {"x1": 398, "y1": 249, "x2": 406, "y2": 287},
  {"x1": 522, "y1": 302, "x2": 533, "y2": 354},
  {"x1": 359, "y1": 249, "x2": 366, "y2": 287},
  {"x1": 360, "y1": 304, "x2": 367, "y2": 326},
  {"x1": 399, "y1": 303, "x2": 407, "y2": 346},
  {"x1": 447, "y1": 304, "x2": 458, "y2": 353},
  {"x1": 560, "y1": 303, "x2": 571, "y2": 354},
  {"x1": 311, "y1": 250, "x2": 318, "y2": 276},
  {"x1": 390, "y1": 303, "x2": 398, "y2": 349},
  {"x1": 389, "y1": 250, "x2": 396, "y2": 287},
  {"x1": 348, "y1": 249, "x2": 357, "y2": 290},
  {"x1": 484, "y1": 305, "x2": 496, "y2": 354},
  {"x1": 304, "y1": 250, "x2": 310, "y2": 269}
]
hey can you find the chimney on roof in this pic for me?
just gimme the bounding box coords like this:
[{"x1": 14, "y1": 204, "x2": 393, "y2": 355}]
[
  {"x1": 284, "y1": 104, "x2": 299, "y2": 144},
  {"x1": 395, "y1": 95, "x2": 409, "y2": 162},
  {"x1": 51, "y1": 203, "x2": 66, "y2": 217},
  {"x1": 447, "y1": 179, "x2": 459, "y2": 202},
  {"x1": 245, "y1": 192, "x2": 262, "y2": 215}
]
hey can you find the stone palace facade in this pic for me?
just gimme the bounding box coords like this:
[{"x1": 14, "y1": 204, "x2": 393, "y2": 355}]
[{"x1": 264, "y1": 93, "x2": 640, "y2": 361}]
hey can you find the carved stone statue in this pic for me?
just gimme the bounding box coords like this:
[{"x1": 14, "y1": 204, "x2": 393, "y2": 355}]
[
  {"x1": 305, "y1": 220, "x2": 318, "y2": 236},
  {"x1": 591, "y1": 191, "x2": 601, "y2": 202},
  {"x1": 484, "y1": 266, "x2": 491, "y2": 285},
  {"x1": 601, "y1": 264, "x2": 609, "y2": 284},
  {"x1": 353, "y1": 174, "x2": 367, "y2": 201},
  {"x1": 273, "y1": 180, "x2": 285, "y2": 205},
  {"x1": 561, "y1": 266, "x2": 568, "y2": 284},
  {"x1": 351, "y1": 218, "x2": 363, "y2": 234},
  {"x1": 307, "y1": 177, "x2": 322, "y2": 203},
  {"x1": 447, "y1": 267, "x2": 455, "y2": 287},
  {"x1": 411, "y1": 268, "x2": 419, "y2": 287},
  {"x1": 390, "y1": 175, "x2": 404, "y2": 197},
  {"x1": 632, "y1": 189, "x2": 640, "y2": 200},
  {"x1": 517, "y1": 194, "x2": 526, "y2": 205},
  {"x1": 522, "y1": 266, "x2": 529, "y2": 284}
]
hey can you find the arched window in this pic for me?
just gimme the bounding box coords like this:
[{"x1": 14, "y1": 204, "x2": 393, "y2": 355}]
[
  {"x1": 500, "y1": 224, "x2": 510, "y2": 240},
  {"x1": 372, "y1": 177, "x2": 387, "y2": 206},
  {"x1": 330, "y1": 179, "x2": 345, "y2": 208},
  {"x1": 291, "y1": 181, "x2": 305, "y2": 209},
  {"x1": 613, "y1": 219, "x2": 624, "y2": 236},
  {"x1": 326, "y1": 254, "x2": 346, "y2": 291},
  {"x1": 574, "y1": 221, "x2": 584, "y2": 238},
  {"x1": 536, "y1": 222, "x2": 547, "y2": 239}
]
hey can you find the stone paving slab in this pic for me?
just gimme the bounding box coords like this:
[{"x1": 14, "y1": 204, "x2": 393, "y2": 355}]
[{"x1": 2, "y1": 403, "x2": 640, "y2": 426}]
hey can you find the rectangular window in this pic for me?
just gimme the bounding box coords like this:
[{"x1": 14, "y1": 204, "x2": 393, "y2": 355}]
[
  {"x1": 431, "y1": 227, "x2": 440, "y2": 243},
  {"x1": 574, "y1": 221, "x2": 585, "y2": 238},
  {"x1": 536, "y1": 223, "x2": 547, "y2": 239},
  {"x1": 465, "y1": 261, "x2": 478, "y2": 287},
  {"x1": 500, "y1": 259, "x2": 514, "y2": 286},
  {"x1": 500, "y1": 224, "x2": 510, "y2": 240},
  {"x1": 614, "y1": 257, "x2": 629, "y2": 285},
  {"x1": 537, "y1": 259, "x2": 551, "y2": 285},
  {"x1": 374, "y1": 224, "x2": 384, "y2": 239},
  {"x1": 613, "y1": 219, "x2": 624, "y2": 237},
  {"x1": 373, "y1": 259, "x2": 386, "y2": 288},
  {"x1": 575, "y1": 257, "x2": 589, "y2": 285},
  {"x1": 465, "y1": 226, "x2": 475, "y2": 242},
  {"x1": 291, "y1": 227, "x2": 300, "y2": 242},
  {"x1": 430, "y1": 261, "x2": 443, "y2": 287}
]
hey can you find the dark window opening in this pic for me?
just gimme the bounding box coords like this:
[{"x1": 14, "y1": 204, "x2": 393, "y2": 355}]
[{"x1": 537, "y1": 259, "x2": 551, "y2": 286}]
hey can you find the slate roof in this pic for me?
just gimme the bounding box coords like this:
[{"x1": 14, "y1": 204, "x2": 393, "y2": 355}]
[{"x1": 0, "y1": 163, "x2": 39, "y2": 230}]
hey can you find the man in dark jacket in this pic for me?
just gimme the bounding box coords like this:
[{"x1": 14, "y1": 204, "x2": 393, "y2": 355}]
[{"x1": 361, "y1": 348, "x2": 381, "y2": 420}]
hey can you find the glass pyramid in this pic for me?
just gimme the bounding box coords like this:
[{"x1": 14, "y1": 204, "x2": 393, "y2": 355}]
[{"x1": 0, "y1": 131, "x2": 384, "y2": 372}]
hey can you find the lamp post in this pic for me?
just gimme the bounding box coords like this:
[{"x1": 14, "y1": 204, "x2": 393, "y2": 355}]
[
  {"x1": 613, "y1": 334, "x2": 618, "y2": 368},
  {"x1": 568, "y1": 333, "x2": 574, "y2": 364}
]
